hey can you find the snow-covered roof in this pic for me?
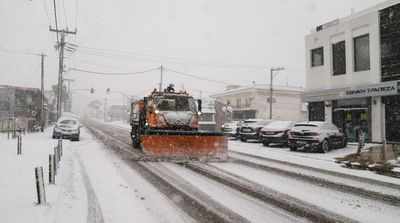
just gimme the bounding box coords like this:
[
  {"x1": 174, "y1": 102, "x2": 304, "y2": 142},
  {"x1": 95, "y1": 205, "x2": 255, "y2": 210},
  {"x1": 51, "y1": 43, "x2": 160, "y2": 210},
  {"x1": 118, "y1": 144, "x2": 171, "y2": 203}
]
[
  {"x1": 210, "y1": 84, "x2": 303, "y2": 98},
  {"x1": 309, "y1": 0, "x2": 400, "y2": 34}
]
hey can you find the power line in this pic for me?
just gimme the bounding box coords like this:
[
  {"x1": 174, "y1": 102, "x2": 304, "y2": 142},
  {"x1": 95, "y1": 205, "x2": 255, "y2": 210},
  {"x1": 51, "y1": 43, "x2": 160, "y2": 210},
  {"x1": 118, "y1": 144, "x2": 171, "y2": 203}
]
[
  {"x1": 0, "y1": 48, "x2": 38, "y2": 56},
  {"x1": 164, "y1": 68, "x2": 236, "y2": 86},
  {"x1": 68, "y1": 67, "x2": 160, "y2": 76},
  {"x1": 65, "y1": 57, "x2": 141, "y2": 72},
  {"x1": 76, "y1": 45, "x2": 268, "y2": 69}
]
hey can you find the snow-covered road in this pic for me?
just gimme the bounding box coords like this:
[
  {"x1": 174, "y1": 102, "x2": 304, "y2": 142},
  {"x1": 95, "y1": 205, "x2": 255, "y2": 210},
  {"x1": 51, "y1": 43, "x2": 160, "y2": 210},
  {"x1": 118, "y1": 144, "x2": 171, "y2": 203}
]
[
  {"x1": 0, "y1": 128, "x2": 193, "y2": 223},
  {"x1": 2, "y1": 119, "x2": 400, "y2": 223}
]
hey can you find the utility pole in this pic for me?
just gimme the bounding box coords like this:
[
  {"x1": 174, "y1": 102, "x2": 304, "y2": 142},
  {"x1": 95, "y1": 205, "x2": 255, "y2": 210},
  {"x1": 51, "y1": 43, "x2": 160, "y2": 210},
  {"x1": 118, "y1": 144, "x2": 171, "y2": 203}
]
[
  {"x1": 39, "y1": 53, "x2": 47, "y2": 132},
  {"x1": 159, "y1": 65, "x2": 164, "y2": 92},
  {"x1": 49, "y1": 27, "x2": 77, "y2": 120},
  {"x1": 269, "y1": 67, "x2": 285, "y2": 120}
]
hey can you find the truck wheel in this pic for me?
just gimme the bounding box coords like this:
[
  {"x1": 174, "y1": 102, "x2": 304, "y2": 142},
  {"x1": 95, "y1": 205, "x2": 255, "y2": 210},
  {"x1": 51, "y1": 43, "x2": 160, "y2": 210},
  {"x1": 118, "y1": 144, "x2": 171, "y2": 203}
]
[
  {"x1": 133, "y1": 139, "x2": 140, "y2": 149},
  {"x1": 320, "y1": 140, "x2": 329, "y2": 153}
]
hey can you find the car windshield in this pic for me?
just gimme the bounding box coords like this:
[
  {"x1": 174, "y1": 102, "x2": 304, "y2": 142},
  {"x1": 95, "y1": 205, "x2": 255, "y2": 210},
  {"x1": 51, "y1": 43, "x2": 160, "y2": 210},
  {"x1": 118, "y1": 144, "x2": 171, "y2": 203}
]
[
  {"x1": 156, "y1": 96, "x2": 197, "y2": 112},
  {"x1": 59, "y1": 119, "x2": 77, "y2": 125},
  {"x1": 292, "y1": 124, "x2": 319, "y2": 131}
]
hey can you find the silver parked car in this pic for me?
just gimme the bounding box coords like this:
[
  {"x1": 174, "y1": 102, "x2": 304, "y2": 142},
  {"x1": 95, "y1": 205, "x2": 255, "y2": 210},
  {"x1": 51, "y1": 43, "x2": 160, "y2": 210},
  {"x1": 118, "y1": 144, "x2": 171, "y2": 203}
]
[{"x1": 52, "y1": 117, "x2": 82, "y2": 141}]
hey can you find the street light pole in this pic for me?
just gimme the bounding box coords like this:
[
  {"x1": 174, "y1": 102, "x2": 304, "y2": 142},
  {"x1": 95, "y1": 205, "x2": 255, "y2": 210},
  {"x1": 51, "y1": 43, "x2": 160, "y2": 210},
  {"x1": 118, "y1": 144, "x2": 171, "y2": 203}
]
[{"x1": 269, "y1": 67, "x2": 285, "y2": 120}]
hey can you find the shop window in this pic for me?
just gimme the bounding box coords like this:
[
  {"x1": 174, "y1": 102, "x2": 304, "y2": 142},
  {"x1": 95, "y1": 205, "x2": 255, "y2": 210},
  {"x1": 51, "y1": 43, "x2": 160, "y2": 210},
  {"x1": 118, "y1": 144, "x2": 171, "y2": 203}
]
[
  {"x1": 232, "y1": 110, "x2": 256, "y2": 120},
  {"x1": 236, "y1": 98, "x2": 242, "y2": 108},
  {"x1": 308, "y1": 102, "x2": 325, "y2": 121},
  {"x1": 244, "y1": 97, "x2": 254, "y2": 108},
  {"x1": 0, "y1": 101, "x2": 10, "y2": 111},
  {"x1": 311, "y1": 47, "x2": 324, "y2": 67},
  {"x1": 354, "y1": 34, "x2": 370, "y2": 72},
  {"x1": 332, "y1": 41, "x2": 346, "y2": 75}
]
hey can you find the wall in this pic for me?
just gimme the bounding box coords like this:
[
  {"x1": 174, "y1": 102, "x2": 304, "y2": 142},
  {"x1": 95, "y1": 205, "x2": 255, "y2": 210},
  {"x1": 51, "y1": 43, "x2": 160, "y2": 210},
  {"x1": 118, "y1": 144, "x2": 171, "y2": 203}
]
[
  {"x1": 305, "y1": 10, "x2": 381, "y2": 92},
  {"x1": 213, "y1": 87, "x2": 306, "y2": 122}
]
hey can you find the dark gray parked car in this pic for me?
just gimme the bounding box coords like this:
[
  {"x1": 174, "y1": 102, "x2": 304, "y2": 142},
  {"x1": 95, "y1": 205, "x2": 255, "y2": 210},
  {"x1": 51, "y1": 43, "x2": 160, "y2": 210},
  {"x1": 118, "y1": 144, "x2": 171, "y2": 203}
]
[
  {"x1": 288, "y1": 122, "x2": 347, "y2": 153},
  {"x1": 260, "y1": 121, "x2": 295, "y2": 147},
  {"x1": 239, "y1": 119, "x2": 274, "y2": 142}
]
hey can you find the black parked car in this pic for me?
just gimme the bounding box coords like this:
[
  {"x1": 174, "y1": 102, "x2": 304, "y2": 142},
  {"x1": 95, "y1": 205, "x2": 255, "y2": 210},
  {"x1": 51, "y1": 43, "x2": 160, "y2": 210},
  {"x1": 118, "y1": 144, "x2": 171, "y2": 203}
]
[
  {"x1": 260, "y1": 121, "x2": 295, "y2": 147},
  {"x1": 239, "y1": 119, "x2": 274, "y2": 142}
]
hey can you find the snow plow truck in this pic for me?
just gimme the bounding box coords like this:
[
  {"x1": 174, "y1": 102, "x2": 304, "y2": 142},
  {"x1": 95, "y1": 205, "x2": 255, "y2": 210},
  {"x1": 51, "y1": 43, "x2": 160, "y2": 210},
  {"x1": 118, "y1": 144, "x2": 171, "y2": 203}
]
[{"x1": 129, "y1": 85, "x2": 228, "y2": 161}]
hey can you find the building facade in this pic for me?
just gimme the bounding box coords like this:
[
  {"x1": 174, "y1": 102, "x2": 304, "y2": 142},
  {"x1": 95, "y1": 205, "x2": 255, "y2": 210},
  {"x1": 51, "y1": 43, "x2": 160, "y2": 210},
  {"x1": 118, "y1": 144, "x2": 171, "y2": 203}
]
[
  {"x1": 211, "y1": 84, "x2": 307, "y2": 122},
  {"x1": 304, "y1": 0, "x2": 400, "y2": 143}
]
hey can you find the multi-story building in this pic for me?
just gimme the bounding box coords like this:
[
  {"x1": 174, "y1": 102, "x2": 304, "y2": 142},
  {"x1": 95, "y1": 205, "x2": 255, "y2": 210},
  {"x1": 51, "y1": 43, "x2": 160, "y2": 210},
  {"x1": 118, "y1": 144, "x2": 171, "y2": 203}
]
[
  {"x1": 303, "y1": 0, "x2": 400, "y2": 143},
  {"x1": 211, "y1": 84, "x2": 307, "y2": 122}
]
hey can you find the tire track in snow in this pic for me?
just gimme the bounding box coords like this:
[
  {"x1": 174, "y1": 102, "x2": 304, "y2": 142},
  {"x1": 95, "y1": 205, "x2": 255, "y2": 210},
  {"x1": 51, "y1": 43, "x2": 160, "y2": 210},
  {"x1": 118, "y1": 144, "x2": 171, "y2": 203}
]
[{"x1": 73, "y1": 151, "x2": 105, "y2": 223}]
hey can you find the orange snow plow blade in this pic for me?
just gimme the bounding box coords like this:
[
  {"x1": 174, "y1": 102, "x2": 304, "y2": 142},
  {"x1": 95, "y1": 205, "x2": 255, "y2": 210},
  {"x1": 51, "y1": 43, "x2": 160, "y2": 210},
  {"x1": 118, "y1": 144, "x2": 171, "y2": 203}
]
[{"x1": 140, "y1": 131, "x2": 228, "y2": 161}]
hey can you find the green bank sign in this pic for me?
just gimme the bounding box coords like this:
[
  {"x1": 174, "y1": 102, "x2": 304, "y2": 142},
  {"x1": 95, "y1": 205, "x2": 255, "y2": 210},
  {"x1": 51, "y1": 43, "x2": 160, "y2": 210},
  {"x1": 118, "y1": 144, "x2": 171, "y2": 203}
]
[
  {"x1": 345, "y1": 85, "x2": 397, "y2": 96},
  {"x1": 303, "y1": 81, "x2": 400, "y2": 102}
]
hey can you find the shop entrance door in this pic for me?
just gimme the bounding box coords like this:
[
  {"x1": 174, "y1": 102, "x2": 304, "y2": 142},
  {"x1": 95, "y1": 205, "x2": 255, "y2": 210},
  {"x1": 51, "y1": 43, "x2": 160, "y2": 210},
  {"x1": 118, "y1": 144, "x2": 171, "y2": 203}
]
[{"x1": 333, "y1": 108, "x2": 368, "y2": 142}]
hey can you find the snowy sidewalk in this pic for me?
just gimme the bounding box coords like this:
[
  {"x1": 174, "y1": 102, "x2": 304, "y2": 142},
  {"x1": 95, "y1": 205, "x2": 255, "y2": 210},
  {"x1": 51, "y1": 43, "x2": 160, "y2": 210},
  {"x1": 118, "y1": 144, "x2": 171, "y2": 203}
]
[
  {"x1": 0, "y1": 127, "x2": 189, "y2": 223},
  {"x1": 0, "y1": 129, "x2": 87, "y2": 223}
]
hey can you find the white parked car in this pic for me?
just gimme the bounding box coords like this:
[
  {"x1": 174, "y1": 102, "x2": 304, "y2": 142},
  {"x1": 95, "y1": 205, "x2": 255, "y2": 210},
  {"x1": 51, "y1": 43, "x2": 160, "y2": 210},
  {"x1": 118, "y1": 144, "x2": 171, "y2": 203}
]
[
  {"x1": 221, "y1": 120, "x2": 242, "y2": 139},
  {"x1": 288, "y1": 121, "x2": 347, "y2": 153},
  {"x1": 52, "y1": 117, "x2": 82, "y2": 141}
]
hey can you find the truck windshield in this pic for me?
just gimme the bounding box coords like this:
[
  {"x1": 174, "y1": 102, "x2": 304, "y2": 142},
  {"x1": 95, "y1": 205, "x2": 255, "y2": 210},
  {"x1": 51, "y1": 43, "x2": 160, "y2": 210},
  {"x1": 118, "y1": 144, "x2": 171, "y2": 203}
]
[{"x1": 156, "y1": 96, "x2": 197, "y2": 112}]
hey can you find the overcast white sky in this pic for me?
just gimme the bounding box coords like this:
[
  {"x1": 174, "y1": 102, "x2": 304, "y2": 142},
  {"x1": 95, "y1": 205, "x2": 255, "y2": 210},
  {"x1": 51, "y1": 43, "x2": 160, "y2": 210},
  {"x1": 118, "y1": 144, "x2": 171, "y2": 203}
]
[{"x1": 0, "y1": 0, "x2": 383, "y2": 110}]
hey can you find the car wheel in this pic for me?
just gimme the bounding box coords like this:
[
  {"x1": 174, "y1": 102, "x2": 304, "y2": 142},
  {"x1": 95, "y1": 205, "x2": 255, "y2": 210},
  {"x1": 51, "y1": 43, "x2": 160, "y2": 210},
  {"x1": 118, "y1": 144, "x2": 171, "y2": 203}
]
[
  {"x1": 289, "y1": 146, "x2": 297, "y2": 151},
  {"x1": 262, "y1": 142, "x2": 269, "y2": 146},
  {"x1": 320, "y1": 140, "x2": 329, "y2": 153},
  {"x1": 240, "y1": 137, "x2": 247, "y2": 142},
  {"x1": 341, "y1": 138, "x2": 347, "y2": 148}
]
